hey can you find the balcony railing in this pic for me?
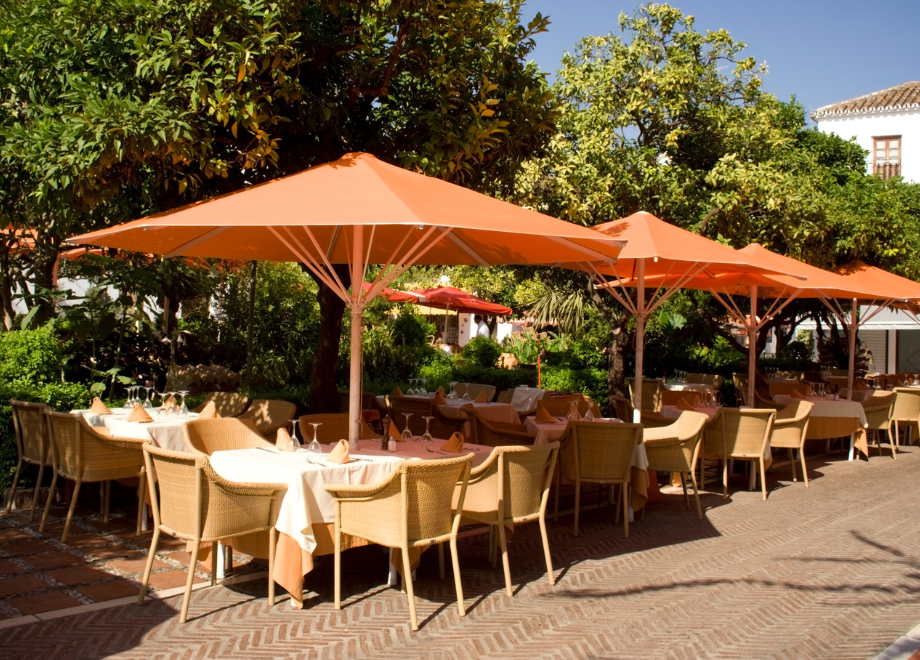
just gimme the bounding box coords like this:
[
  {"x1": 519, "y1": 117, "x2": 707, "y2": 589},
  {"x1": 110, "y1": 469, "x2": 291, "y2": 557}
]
[{"x1": 873, "y1": 161, "x2": 901, "y2": 180}]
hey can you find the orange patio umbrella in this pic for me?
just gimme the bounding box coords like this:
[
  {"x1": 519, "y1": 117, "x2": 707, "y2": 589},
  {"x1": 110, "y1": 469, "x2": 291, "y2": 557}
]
[
  {"x1": 409, "y1": 286, "x2": 511, "y2": 316},
  {"x1": 69, "y1": 153, "x2": 626, "y2": 442},
  {"x1": 586, "y1": 212, "x2": 792, "y2": 418}
]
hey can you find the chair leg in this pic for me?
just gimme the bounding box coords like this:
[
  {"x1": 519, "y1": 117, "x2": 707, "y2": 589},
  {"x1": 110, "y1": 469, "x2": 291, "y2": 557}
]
[
  {"x1": 622, "y1": 483, "x2": 629, "y2": 538},
  {"x1": 138, "y1": 527, "x2": 161, "y2": 605},
  {"x1": 689, "y1": 470, "x2": 702, "y2": 520},
  {"x1": 180, "y1": 538, "x2": 201, "y2": 623},
  {"x1": 497, "y1": 521, "x2": 512, "y2": 597},
  {"x1": 5, "y1": 459, "x2": 22, "y2": 514},
  {"x1": 62, "y1": 480, "x2": 82, "y2": 542},
  {"x1": 614, "y1": 483, "x2": 622, "y2": 524},
  {"x1": 759, "y1": 458, "x2": 767, "y2": 501},
  {"x1": 680, "y1": 473, "x2": 689, "y2": 510},
  {"x1": 891, "y1": 422, "x2": 898, "y2": 459},
  {"x1": 268, "y1": 528, "x2": 277, "y2": 608},
  {"x1": 573, "y1": 484, "x2": 581, "y2": 537},
  {"x1": 401, "y1": 544, "x2": 418, "y2": 631},
  {"x1": 40, "y1": 472, "x2": 58, "y2": 532},
  {"x1": 539, "y1": 513, "x2": 554, "y2": 586},
  {"x1": 788, "y1": 449, "x2": 797, "y2": 482},
  {"x1": 553, "y1": 471, "x2": 560, "y2": 522},
  {"x1": 438, "y1": 542, "x2": 445, "y2": 581},
  {"x1": 722, "y1": 460, "x2": 728, "y2": 499},
  {"x1": 103, "y1": 480, "x2": 112, "y2": 523},
  {"x1": 135, "y1": 477, "x2": 145, "y2": 536},
  {"x1": 210, "y1": 542, "x2": 218, "y2": 587},
  {"x1": 800, "y1": 447, "x2": 809, "y2": 487},
  {"x1": 450, "y1": 535, "x2": 465, "y2": 617},
  {"x1": 333, "y1": 520, "x2": 342, "y2": 609},
  {"x1": 29, "y1": 462, "x2": 45, "y2": 522}
]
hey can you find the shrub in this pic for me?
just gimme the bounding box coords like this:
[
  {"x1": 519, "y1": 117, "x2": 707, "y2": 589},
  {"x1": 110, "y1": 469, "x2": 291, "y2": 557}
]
[
  {"x1": 0, "y1": 323, "x2": 65, "y2": 386},
  {"x1": 541, "y1": 367, "x2": 607, "y2": 411},
  {"x1": 461, "y1": 336, "x2": 502, "y2": 368}
]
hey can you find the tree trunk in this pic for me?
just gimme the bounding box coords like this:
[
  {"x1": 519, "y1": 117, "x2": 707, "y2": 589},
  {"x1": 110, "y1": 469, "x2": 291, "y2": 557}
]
[
  {"x1": 0, "y1": 245, "x2": 14, "y2": 331},
  {"x1": 307, "y1": 264, "x2": 351, "y2": 414},
  {"x1": 590, "y1": 280, "x2": 631, "y2": 403}
]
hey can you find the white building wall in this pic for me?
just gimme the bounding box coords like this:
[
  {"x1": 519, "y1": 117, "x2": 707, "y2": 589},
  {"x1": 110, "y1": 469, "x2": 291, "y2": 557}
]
[{"x1": 816, "y1": 109, "x2": 920, "y2": 182}]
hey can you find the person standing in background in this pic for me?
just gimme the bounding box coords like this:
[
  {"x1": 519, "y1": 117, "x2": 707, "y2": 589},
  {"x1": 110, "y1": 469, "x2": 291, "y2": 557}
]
[{"x1": 474, "y1": 314, "x2": 490, "y2": 338}]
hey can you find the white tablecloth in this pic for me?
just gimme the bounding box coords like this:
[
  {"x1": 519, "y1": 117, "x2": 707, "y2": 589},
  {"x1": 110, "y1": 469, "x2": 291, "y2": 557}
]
[
  {"x1": 773, "y1": 395, "x2": 868, "y2": 426},
  {"x1": 509, "y1": 386, "x2": 546, "y2": 412},
  {"x1": 660, "y1": 405, "x2": 718, "y2": 420},
  {"x1": 664, "y1": 383, "x2": 714, "y2": 395},
  {"x1": 209, "y1": 438, "x2": 491, "y2": 554},
  {"x1": 75, "y1": 410, "x2": 198, "y2": 452}
]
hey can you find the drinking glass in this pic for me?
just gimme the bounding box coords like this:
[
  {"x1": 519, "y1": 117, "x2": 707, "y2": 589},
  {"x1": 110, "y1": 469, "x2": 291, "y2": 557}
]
[
  {"x1": 142, "y1": 385, "x2": 153, "y2": 409},
  {"x1": 401, "y1": 413, "x2": 414, "y2": 442},
  {"x1": 421, "y1": 378, "x2": 428, "y2": 396},
  {"x1": 462, "y1": 391, "x2": 471, "y2": 401},
  {"x1": 582, "y1": 401, "x2": 595, "y2": 422},
  {"x1": 421, "y1": 416, "x2": 434, "y2": 445},
  {"x1": 447, "y1": 381, "x2": 458, "y2": 400},
  {"x1": 177, "y1": 390, "x2": 189, "y2": 417},
  {"x1": 289, "y1": 419, "x2": 301, "y2": 451},
  {"x1": 308, "y1": 423, "x2": 323, "y2": 453},
  {"x1": 566, "y1": 400, "x2": 581, "y2": 421}
]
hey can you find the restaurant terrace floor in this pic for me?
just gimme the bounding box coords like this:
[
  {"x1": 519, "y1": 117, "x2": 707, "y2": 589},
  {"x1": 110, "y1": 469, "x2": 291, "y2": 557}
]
[{"x1": 1, "y1": 443, "x2": 919, "y2": 659}]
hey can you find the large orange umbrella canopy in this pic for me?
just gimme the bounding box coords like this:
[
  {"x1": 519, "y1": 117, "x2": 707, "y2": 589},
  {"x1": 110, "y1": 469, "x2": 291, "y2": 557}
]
[
  {"x1": 409, "y1": 286, "x2": 511, "y2": 316},
  {"x1": 69, "y1": 153, "x2": 624, "y2": 267},
  {"x1": 68, "y1": 152, "x2": 625, "y2": 442},
  {"x1": 834, "y1": 260, "x2": 920, "y2": 301}
]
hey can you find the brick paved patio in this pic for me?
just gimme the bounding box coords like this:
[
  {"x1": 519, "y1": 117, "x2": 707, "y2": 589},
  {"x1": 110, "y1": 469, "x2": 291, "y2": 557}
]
[{"x1": 2, "y1": 444, "x2": 920, "y2": 659}]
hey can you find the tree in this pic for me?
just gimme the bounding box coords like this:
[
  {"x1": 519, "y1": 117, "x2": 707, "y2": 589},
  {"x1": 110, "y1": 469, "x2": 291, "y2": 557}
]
[{"x1": 1, "y1": 0, "x2": 557, "y2": 410}]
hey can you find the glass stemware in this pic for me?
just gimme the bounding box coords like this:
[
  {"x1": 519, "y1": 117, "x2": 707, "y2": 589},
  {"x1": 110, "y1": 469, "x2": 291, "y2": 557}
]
[
  {"x1": 421, "y1": 378, "x2": 428, "y2": 396},
  {"x1": 401, "y1": 413, "x2": 414, "y2": 442},
  {"x1": 177, "y1": 390, "x2": 189, "y2": 417},
  {"x1": 421, "y1": 416, "x2": 434, "y2": 445},
  {"x1": 566, "y1": 400, "x2": 581, "y2": 421},
  {"x1": 447, "y1": 381, "x2": 458, "y2": 400},
  {"x1": 308, "y1": 422, "x2": 322, "y2": 453},
  {"x1": 142, "y1": 384, "x2": 153, "y2": 410},
  {"x1": 582, "y1": 399, "x2": 595, "y2": 422},
  {"x1": 288, "y1": 419, "x2": 302, "y2": 451}
]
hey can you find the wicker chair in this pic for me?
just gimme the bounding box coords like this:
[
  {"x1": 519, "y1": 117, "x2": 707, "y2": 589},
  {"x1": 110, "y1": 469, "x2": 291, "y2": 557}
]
[
  {"x1": 138, "y1": 444, "x2": 286, "y2": 623},
  {"x1": 496, "y1": 389, "x2": 514, "y2": 404},
  {"x1": 862, "y1": 392, "x2": 898, "y2": 459},
  {"x1": 642, "y1": 411, "x2": 710, "y2": 519},
  {"x1": 457, "y1": 443, "x2": 559, "y2": 596},
  {"x1": 461, "y1": 404, "x2": 536, "y2": 447},
  {"x1": 627, "y1": 379, "x2": 664, "y2": 412},
  {"x1": 893, "y1": 388, "x2": 920, "y2": 446},
  {"x1": 660, "y1": 389, "x2": 701, "y2": 407},
  {"x1": 6, "y1": 401, "x2": 52, "y2": 520},
  {"x1": 295, "y1": 413, "x2": 380, "y2": 444},
  {"x1": 191, "y1": 392, "x2": 249, "y2": 417},
  {"x1": 40, "y1": 412, "x2": 146, "y2": 541},
  {"x1": 237, "y1": 399, "x2": 297, "y2": 437},
  {"x1": 553, "y1": 421, "x2": 642, "y2": 537},
  {"x1": 325, "y1": 455, "x2": 473, "y2": 631},
  {"x1": 687, "y1": 373, "x2": 723, "y2": 390},
  {"x1": 769, "y1": 400, "x2": 813, "y2": 486},
  {"x1": 536, "y1": 398, "x2": 602, "y2": 419},
  {"x1": 389, "y1": 397, "x2": 467, "y2": 438},
  {"x1": 183, "y1": 417, "x2": 276, "y2": 455},
  {"x1": 611, "y1": 395, "x2": 634, "y2": 422},
  {"x1": 702, "y1": 408, "x2": 775, "y2": 500},
  {"x1": 454, "y1": 383, "x2": 496, "y2": 402}
]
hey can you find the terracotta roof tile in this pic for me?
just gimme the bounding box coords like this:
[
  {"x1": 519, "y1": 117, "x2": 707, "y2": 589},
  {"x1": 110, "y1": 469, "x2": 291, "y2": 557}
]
[{"x1": 812, "y1": 81, "x2": 920, "y2": 119}]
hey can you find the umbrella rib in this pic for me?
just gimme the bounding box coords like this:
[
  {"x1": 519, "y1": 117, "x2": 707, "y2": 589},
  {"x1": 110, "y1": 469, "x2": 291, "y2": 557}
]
[
  {"x1": 590, "y1": 264, "x2": 637, "y2": 315},
  {"x1": 298, "y1": 226, "x2": 350, "y2": 297},
  {"x1": 444, "y1": 231, "x2": 490, "y2": 267},
  {"x1": 366, "y1": 226, "x2": 449, "y2": 300},
  {"x1": 326, "y1": 226, "x2": 341, "y2": 260},
  {"x1": 545, "y1": 236, "x2": 624, "y2": 263},
  {"x1": 164, "y1": 227, "x2": 229, "y2": 257},
  {"x1": 267, "y1": 226, "x2": 349, "y2": 301}
]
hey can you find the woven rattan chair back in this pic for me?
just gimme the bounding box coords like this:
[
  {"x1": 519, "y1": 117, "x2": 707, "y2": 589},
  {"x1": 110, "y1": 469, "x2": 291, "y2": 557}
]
[
  {"x1": 461, "y1": 404, "x2": 535, "y2": 447},
  {"x1": 191, "y1": 392, "x2": 249, "y2": 417},
  {"x1": 627, "y1": 379, "x2": 663, "y2": 412},
  {"x1": 298, "y1": 414, "x2": 380, "y2": 444},
  {"x1": 560, "y1": 421, "x2": 640, "y2": 484},
  {"x1": 720, "y1": 409, "x2": 774, "y2": 458},
  {"x1": 6, "y1": 401, "x2": 51, "y2": 518},
  {"x1": 389, "y1": 397, "x2": 436, "y2": 435},
  {"x1": 611, "y1": 395, "x2": 634, "y2": 422},
  {"x1": 643, "y1": 411, "x2": 709, "y2": 472},
  {"x1": 454, "y1": 383, "x2": 496, "y2": 402},
  {"x1": 660, "y1": 389, "x2": 701, "y2": 407},
  {"x1": 183, "y1": 417, "x2": 275, "y2": 455},
  {"x1": 893, "y1": 388, "x2": 920, "y2": 440},
  {"x1": 687, "y1": 373, "x2": 723, "y2": 389},
  {"x1": 238, "y1": 399, "x2": 297, "y2": 436},
  {"x1": 496, "y1": 389, "x2": 514, "y2": 404},
  {"x1": 771, "y1": 401, "x2": 813, "y2": 449},
  {"x1": 537, "y1": 398, "x2": 601, "y2": 419}
]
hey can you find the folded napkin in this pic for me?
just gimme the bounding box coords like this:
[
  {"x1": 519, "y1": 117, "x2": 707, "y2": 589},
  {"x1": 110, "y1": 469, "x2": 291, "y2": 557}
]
[
  {"x1": 676, "y1": 397, "x2": 695, "y2": 411},
  {"x1": 164, "y1": 395, "x2": 177, "y2": 408},
  {"x1": 326, "y1": 439, "x2": 350, "y2": 464},
  {"x1": 198, "y1": 401, "x2": 218, "y2": 419},
  {"x1": 127, "y1": 404, "x2": 153, "y2": 423},
  {"x1": 433, "y1": 387, "x2": 447, "y2": 405},
  {"x1": 535, "y1": 407, "x2": 556, "y2": 424},
  {"x1": 392, "y1": 386, "x2": 404, "y2": 398},
  {"x1": 276, "y1": 427, "x2": 294, "y2": 451},
  {"x1": 389, "y1": 420, "x2": 400, "y2": 440},
  {"x1": 791, "y1": 390, "x2": 805, "y2": 399},
  {"x1": 441, "y1": 432, "x2": 464, "y2": 452},
  {"x1": 474, "y1": 390, "x2": 488, "y2": 403},
  {"x1": 854, "y1": 380, "x2": 868, "y2": 391},
  {"x1": 89, "y1": 397, "x2": 112, "y2": 415}
]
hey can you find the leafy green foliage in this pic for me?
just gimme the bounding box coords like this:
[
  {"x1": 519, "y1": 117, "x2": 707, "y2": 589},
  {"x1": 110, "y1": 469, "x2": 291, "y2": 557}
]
[
  {"x1": 461, "y1": 336, "x2": 502, "y2": 368},
  {"x1": 0, "y1": 323, "x2": 65, "y2": 386}
]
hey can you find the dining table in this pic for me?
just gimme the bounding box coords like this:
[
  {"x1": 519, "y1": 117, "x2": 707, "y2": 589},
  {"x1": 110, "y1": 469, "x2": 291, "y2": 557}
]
[
  {"x1": 773, "y1": 394, "x2": 869, "y2": 460},
  {"x1": 74, "y1": 408, "x2": 198, "y2": 452},
  {"x1": 207, "y1": 437, "x2": 492, "y2": 608},
  {"x1": 663, "y1": 382, "x2": 715, "y2": 396}
]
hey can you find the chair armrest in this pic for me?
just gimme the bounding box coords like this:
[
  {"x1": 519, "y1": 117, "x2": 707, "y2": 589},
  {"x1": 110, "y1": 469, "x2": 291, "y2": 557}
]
[
  {"x1": 202, "y1": 462, "x2": 287, "y2": 498},
  {"x1": 643, "y1": 436, "x2": 687, "y2": 449},
  {"x1": 325, "y1": 468, "x2": 400, "y2": 500}
]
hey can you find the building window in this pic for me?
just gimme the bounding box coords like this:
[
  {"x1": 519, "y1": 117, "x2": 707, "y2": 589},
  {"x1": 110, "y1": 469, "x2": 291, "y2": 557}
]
[{"x1": 873, "y1": 136, "x2": 901, "y2": 179}]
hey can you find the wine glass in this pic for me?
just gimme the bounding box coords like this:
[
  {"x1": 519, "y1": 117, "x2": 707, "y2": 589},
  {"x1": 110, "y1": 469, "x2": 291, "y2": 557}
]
[
  {"x1": 401, "y1": 413, "x2": 414, "y2": 443},
  {"x1": 308, "y1": 423, "x2": 322, "y2": 453},
  {"x1": 177, "y1": 390, "x2": 189, "y2": 417},
  {"x1": 421, "y1": 416, "x2": 434, "y2": 445},
  {"x1": 462, "y1": 391, "x2": 471, "y2": 401},
  {"x1": 447, "y1": 381, "x2": 458, "y2": 400},
  {"x1": 583, "y1": 400, "x2": 595, "y2": 422},
  {"x1": 142, "y1": 382, "x2": 154, "y2": 409},
  {"x1": 288, "y1": 419, "x2": 301, "y2": 451},
  {"x1": 421, "y1": 379, "x2": 428, "y2": 396},
  {"x1": 566, "y1": 400, "x2": 581, "y2": 421}
]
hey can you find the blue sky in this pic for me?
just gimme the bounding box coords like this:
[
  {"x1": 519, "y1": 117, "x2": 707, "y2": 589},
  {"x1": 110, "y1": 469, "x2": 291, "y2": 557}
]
[{"x1": 522, "y1": 0, "x2": 920, "y2": 122}]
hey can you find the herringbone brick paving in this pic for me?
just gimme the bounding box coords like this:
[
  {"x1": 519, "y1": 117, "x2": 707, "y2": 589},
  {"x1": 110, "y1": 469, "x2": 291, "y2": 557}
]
[{"x1": 2, "y1": 446, "x2": 920, "y2": 659}]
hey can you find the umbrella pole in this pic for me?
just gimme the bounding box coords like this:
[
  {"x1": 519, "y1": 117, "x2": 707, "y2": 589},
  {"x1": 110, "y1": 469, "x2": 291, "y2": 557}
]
[
  {"x1": 348, "y1": 304, "x2": 363, "y2": 445},
  {"x1": 748, "y1": 286, "x2": 758, "y2": 408},
  {"x1": 633, "y1": 260, "x2": 646, "y2": 423},
  {"x1": 847, "y1": 298, "x2": 857, "y2": 400}
]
